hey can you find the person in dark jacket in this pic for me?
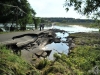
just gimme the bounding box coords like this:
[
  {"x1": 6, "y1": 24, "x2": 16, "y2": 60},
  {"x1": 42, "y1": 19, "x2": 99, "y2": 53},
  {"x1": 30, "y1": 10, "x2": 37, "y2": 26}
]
[
  {"x1": 42, "y1": 24, "x2": 44, "y2": 30},
  {"x1": 40, "y1": 24, "x2": 42, "y2": 31}
]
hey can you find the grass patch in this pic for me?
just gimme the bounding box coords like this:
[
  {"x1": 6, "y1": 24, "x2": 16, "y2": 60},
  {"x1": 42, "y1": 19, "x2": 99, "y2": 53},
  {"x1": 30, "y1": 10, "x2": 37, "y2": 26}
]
[{"x1": 0, "y1": 45, "x2": 40, "y2": 75}]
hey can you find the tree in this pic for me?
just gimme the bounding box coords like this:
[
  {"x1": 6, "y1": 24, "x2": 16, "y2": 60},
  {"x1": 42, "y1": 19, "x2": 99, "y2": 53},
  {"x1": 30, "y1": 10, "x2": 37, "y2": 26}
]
[
  {"x1": 64, "y1": 0, "x2": 100, "y2": 18},
  {"x1": 0, "y1": 0, "x2": 36, "y2": 31},
  {"x1": 17, "y1": 0, "x2": 36, "y2": 30},
  {"x1": 33, "y1": 17, "x2": 41, "y2": 29}
]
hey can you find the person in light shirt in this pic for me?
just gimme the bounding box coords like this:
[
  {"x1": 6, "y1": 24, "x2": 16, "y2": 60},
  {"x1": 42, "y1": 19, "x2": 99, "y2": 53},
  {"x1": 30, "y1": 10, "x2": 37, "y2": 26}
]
[{"x1": 51, "y1": 23, "x2": 54, "y2": 29}]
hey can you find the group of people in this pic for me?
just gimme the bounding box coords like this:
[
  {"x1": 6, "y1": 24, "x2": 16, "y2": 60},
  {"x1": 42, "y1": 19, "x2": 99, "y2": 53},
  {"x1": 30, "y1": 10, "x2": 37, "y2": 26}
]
[{"x1": 40, "y1": 23, "x2": 44, "y2": 31}]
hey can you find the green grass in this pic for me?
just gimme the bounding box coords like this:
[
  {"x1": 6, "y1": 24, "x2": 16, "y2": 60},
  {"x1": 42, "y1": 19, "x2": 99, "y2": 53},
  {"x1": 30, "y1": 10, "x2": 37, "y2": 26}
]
[{"x1": 0, "y1": 45, "x2": 40, "y2": 75}]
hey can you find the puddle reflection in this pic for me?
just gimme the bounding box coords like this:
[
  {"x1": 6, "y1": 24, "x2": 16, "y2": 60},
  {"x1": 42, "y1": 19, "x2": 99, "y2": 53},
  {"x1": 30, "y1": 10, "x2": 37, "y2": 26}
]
[{"x1": 43, "y1": 42, "x2": 69, "y2": 60}]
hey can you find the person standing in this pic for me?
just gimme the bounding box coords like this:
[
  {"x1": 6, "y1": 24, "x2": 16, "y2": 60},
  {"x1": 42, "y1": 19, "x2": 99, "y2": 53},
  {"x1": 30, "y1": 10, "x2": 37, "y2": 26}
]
[
  {"x1": 42, "y1": 23, "x2": 44, "y2": 30},
  {"x1": 40, "y1": 24, "x2": 42, "y2": 31}
]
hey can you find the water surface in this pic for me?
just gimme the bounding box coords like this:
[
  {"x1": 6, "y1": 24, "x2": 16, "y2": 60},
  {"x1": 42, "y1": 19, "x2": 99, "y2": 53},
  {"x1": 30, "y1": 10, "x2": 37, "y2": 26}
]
[
  {"x1": 44, "y1": 25, "x2": 99, "y2": 60},
  {"x1": 45, "y1": 25, "x2": 99, "y2": 33}
]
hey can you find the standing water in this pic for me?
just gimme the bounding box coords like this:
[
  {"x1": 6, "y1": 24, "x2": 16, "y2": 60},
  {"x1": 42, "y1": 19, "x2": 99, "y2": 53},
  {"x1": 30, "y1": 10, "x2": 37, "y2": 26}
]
[{"x1": 43, "y1": 25, "x2": 99, "y2": 60}]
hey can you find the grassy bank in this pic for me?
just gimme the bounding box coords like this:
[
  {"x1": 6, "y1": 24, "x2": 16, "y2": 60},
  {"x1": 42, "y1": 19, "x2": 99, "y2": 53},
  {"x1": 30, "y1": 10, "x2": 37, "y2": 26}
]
[
  {"x1": 67, "y1": 32, "x2": 100, "y2": 74},
  {"x1": 0, "y1": 45, "x2": 40, "y2": 75}
]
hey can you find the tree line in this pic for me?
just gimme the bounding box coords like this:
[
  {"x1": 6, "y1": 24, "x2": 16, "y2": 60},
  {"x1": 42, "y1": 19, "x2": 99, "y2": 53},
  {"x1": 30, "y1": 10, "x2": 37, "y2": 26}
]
[{"x1": 41, "y1": 17, "x2": 95, "y2": 23}]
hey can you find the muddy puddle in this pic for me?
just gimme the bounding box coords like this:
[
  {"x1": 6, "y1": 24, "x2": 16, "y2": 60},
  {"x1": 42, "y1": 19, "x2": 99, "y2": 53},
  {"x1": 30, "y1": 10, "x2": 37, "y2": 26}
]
[{"x1": 42, "y1": 32, "x2": 69, "y2": 60}]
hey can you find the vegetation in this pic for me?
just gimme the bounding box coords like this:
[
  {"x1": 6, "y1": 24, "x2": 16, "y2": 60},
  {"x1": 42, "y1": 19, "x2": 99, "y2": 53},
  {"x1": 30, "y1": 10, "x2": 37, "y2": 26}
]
[
  {"x1": 40, "y1": 16, "x2": 100, "y2": 28},
  {"x1": 64, "y1": 0, "x2": 100, "y2": 27},
  {"x1": 0, "y1": 45, "x2": 40, "y2": 75},
  {"x1": 33, "y1": 17, "x2": 41, "y2": 29},
  {"x1": 0, "y1": 0, "x2": 41, "y2": 31},
  {"x1": 41, "y1": 17, "x2": 94, "y2": 23},
  {"x1": 64, "y1": 0, "x2": 100, "y2": 18},
  {"x1": 1, "y1": 0, "x2": 100, "y2": 75},
  {"x1": 41, "y1": 17, "x2": 99, "y2": 28}
]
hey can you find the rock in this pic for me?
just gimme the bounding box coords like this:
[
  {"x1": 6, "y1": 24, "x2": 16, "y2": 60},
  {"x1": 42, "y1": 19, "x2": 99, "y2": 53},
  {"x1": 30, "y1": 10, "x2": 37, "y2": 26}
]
[
  {"x1": 69, "y1": 43, "x2": 75, "y2": 50},
  {"x1": 44, "y1": 50, "x2": 52, "y2": 56},
  {"x1": 54, "y1": 38, "x2": 61, "y2": 43},
  {"x1": 35, "y1": 50, "x2": 44, "y2": 58},
  {"x1": 41, "y1": 52, "x2": 47, "y2": 57},
  {"x1": 16, "y1": 38, "x2": 37, "y2": 47}
]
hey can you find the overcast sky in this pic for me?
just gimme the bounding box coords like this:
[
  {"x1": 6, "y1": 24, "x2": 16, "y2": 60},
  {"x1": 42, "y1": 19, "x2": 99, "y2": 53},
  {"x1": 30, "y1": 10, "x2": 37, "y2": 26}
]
[{"x1": 28, "y1": 0, "x2": 87, "y2": 19}]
